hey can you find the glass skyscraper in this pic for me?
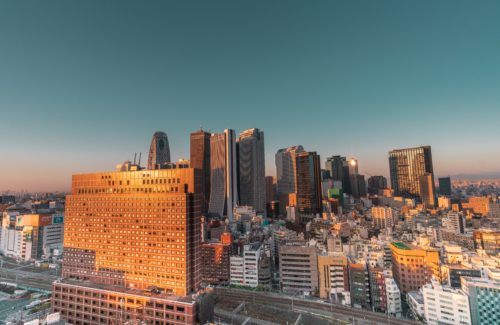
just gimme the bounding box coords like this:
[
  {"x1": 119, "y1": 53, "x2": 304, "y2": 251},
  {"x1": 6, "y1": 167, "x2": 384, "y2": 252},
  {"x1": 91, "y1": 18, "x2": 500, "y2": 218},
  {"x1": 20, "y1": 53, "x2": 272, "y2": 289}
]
[
  {"x1": 147, "y1": 131, "x2": 171, "y2": 169},
  {"x1": 388, "y1": 145, "x2": 434, "y2": 199}
]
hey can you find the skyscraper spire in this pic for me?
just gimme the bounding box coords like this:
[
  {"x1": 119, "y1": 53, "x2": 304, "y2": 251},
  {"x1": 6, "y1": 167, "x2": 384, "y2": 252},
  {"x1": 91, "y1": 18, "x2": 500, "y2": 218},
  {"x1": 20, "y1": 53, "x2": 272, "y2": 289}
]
[{"x1": 147, "y1": 131, "x2": 171, "y2": 169}]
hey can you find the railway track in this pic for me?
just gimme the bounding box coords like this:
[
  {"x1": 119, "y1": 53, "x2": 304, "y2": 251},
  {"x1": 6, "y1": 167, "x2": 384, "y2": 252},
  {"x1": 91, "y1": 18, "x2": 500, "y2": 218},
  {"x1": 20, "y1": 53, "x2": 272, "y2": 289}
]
[{"x1": 214, "y1": 288, "x2": 419, "y2": 325}]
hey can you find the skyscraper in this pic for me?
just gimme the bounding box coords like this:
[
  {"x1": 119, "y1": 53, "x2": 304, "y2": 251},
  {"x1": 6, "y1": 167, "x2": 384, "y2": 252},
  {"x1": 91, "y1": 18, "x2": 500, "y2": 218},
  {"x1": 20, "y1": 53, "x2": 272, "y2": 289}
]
[
  {"x1": 325, "y1": 155, "x2": 346, "y2": 182},
  {"x1": 147, "y1": 131, "x2": 171, "y2": 169},
  {"x1": 367, "y1": 176, "x2": 388, "y2": 195},
  {"x1": 295, "y1": 151, "x2": 322, "y2": 215},
  {"x1": 190, "y1": 129, "x2": 211, "y2": 215},
  {"x1": 237, "y1": 128, "x2": 266, "y2": 214},
  {"x1": 438, "y1": 176, "x2": 452, "y2": 196},
  {"x1": 388, "y1": 145, "x2": 434, "y2": 199},
  {"x1": 265, "y1": 176, "x2": 276, "y2": 204},
  {"x1": 275, "y1": 145, "x2": 304, "y2": 195},
  {"x1": 52, "y1": 164, "x2": 203, "y2": 324},
  {"x1": 208, "y1": 129, "x2": 238, "y2": 221},
  {"x1": 419, "y1": 172, "x2": 436, "y2": 208}
]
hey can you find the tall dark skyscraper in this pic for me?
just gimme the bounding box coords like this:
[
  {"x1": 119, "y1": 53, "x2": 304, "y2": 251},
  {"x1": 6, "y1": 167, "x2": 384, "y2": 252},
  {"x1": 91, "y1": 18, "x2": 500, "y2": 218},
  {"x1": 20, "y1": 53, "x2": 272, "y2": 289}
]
[
  {"x1": 208, "y1": 129, "x2": 238, "y2": 221},
  {"x1": 438, "y1": 176, "x2": 452, "y2": 196},
  {"x1": 147, "y1": 131, "x2": 171, "y2": 169},
  {"x1": 325, "y1": 155, "x2": 346, "y2": 182},
  {"x1": 190, "y1": 129, "x2": 211, "y2": 214},
  {"x1": 388, "y1": 145, "x2": 435, "y2": 200},
  {"x1": 367, "y1": 176, "x2": 388, "y2": 195},
  {"x1": 237, "y1": 128, "x2": 266, "y2": 214},
  {"x1": 350, "y1": 174, "x2": 367, "y2": 198},
  {"x1": 275, "y1": 145, "x2": 304, "y2": 195},
  {"x1": 295, "y1": 151, "x2": 322, "y2": 214}
]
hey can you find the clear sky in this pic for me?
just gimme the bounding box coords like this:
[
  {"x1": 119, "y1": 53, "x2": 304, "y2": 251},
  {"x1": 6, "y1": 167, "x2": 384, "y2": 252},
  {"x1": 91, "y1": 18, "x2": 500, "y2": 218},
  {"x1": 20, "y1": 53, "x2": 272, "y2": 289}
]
[{"x1": 1, "y1": 0, "x2": 499, "y2": 192}]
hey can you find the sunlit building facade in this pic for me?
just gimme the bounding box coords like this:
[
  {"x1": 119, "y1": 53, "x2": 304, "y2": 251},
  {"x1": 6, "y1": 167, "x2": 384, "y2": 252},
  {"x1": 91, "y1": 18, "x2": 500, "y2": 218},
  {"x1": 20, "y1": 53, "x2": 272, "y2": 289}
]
[
  {"x1": 419, "y1": 172, "x2": 436, "y2": 208},
  {"x1": 52, "y1": 165, "x2": 204, "y2": 324},
  {"x1": 388, "y1": 146, "x2": 434, "y2": 200},
  {"x1": 201, "y1": 232, "x2": 232, "y2": 285},
  {"x1": 390, "y1": 242, "x2": 440, "y2": 294},
  {"x1": 190, "y1": 129, "x2": 211, "y2": 215}
]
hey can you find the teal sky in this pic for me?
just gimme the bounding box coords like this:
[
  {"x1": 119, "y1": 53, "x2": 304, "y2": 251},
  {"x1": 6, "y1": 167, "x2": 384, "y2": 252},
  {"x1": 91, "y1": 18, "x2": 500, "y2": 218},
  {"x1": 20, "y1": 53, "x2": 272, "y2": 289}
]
[{"x1": 1, "y1": 0, "x2": 499, "y2": 192}]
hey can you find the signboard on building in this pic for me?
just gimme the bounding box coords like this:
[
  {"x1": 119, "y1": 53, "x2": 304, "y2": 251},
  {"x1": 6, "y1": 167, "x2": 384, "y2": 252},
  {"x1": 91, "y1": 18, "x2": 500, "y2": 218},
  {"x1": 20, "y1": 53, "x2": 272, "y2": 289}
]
[{"x1": 52, "y1": 215, "x2": 64, "y2": 224}]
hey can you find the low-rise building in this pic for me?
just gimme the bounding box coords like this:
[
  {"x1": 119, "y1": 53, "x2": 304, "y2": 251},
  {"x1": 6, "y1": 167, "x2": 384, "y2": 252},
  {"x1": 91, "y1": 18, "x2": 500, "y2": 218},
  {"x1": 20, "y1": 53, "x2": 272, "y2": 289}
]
[
  {"x1": 0, "y1": 212, "x2": 64, "y2": 260},
  {"x1": 390, "y1": 242, "x2": 440, "y2": 294},
  {"x1": 201, "y1": 232, "x2": 233, "y2": 285},
  {"x1": 230, "y1": 243, "x2": 270, "y2": 288},
  {"x1": 349, "y1": 260, "x2": 370, "y2": 309},
  {"x1": 422, "y1": 280, "x2": 471, "y2": 325},
  {"x1": 407, "y1": 291, "x2": 424, "y2": 320},
  {"x1": 317, "y1": 252, "x2": 349, "y2": 303},
  {"x1": 461, "y1": 277, "x2": 500, "y2": 325},
  {"x1": 385, "y1": 277, "x2": 402, "y2": 317},
  {"x1": 279, "y1": 243, "x2": 318, "y2": 294}
]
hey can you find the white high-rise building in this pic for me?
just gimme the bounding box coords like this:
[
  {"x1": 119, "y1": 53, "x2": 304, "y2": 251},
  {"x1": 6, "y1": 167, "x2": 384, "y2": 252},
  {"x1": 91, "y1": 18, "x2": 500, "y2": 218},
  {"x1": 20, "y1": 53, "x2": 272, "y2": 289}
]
[
  {"x1": 422, "y1": 280, "x2": 471, "y2": 325},
  {"x1": 238, "y1": 128, "x2": 266, "y2": 215},
  {"x1": 208, "y1": 129, "x2": 239, "y2": 221}
]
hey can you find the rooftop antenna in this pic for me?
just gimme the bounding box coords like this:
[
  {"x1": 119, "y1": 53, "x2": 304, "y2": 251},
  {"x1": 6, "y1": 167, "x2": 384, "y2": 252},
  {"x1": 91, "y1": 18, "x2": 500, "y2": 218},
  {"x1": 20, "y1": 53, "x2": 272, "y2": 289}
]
[
  {"x1": 133, "y1": 152, "x2": 137, "y2": 165},
  {"x1": 138, "y1": 152, "x2": 142, "y2": 166}
]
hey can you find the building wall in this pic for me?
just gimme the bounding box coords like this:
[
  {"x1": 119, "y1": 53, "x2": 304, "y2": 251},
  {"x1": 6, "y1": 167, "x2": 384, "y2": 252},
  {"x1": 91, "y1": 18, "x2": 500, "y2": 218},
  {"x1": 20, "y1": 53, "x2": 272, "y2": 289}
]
[
  {"x1": 279, "y1": 244, "x2": 318, "y2": 294},
  {"x1": 295, "y1": 152, "x2": 322, "y2": 215},
  {"x1": 388, "y1": 146, "x2": 434, "y2": 199},
  {"x1": 208, "y1": 130, "x2": 238, "y2": 220},
  {"x1": 275, "y1": 146, "x2": 304, "y2": 195},
  {"x1": 62, "y1": 168, "x2": 201, "y2": 296},
  {"x1": 201, "y1": 242, "x2": 231, "y2": 285},
  {"x1": 422, "y1": 281, "x2": 471, "y2": 325},
  {"x1": 318, "y1": 253, "x2": 349, "y2": 300},
  {"x1": 238, "y1": 128, "x2": 266, "y2": 214},
  {"x1": 52, "y1": 281, "x2": 197, "y2": 325},
  {"x1": 349, "y1": 262, "x2": 371, "y2": 309},
  {"x1": 190, "y1": 129, "x2": 211, "y2": 215},
  {"x1": 390, "y1": 242, "x2": 440, "y2": 294},
  {"x1": 463, "y1": 277, "x2": 500, "y2": 325}
]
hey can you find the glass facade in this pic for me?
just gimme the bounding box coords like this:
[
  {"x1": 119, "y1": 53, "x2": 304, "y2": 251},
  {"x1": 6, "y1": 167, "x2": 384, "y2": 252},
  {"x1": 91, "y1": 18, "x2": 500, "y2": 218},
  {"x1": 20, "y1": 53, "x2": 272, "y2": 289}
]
[{"x1": 388, "y1": 146, "x2": 434, "y2": 199}]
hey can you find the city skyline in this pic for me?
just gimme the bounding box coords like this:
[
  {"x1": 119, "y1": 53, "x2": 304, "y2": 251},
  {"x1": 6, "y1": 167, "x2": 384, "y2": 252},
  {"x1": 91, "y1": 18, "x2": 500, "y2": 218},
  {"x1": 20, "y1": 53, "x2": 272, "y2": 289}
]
[
  {"x1": 1, "y1": 0, "x2": 500, "y2": 192},
  {"x1": 1, "y1": 127, "x2": 500, "y2": 193}
]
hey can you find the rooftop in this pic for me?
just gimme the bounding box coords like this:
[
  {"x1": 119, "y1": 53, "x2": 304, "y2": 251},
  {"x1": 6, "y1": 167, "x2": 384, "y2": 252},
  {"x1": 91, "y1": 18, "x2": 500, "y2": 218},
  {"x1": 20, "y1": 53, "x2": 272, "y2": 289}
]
[
  {"x1": 392, "y1": 242, "x2": 411, "y2": 250},
  {"x1": 56, "y1": 279, "x2": 196, "y2": 304}
]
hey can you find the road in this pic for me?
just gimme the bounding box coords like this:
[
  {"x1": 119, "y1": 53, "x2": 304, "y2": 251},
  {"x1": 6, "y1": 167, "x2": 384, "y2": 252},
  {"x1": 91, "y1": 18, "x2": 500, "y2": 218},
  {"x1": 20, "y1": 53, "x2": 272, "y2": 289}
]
[{"x1": 214, "y1": 288, "x2": 419, "y2": 325}]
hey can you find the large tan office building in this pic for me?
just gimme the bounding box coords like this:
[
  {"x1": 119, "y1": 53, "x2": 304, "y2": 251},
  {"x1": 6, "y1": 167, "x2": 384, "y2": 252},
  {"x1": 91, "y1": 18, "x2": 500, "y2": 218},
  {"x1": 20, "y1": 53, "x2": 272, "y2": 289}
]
[{"x1": 52, "y1": 164, "x2": 204, "y2": 324}]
